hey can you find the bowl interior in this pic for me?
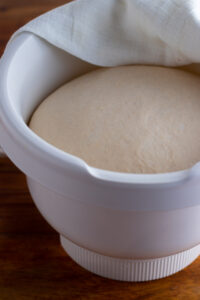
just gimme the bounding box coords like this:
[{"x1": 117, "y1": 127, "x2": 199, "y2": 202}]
[{"x1": 6, "y1": 33, "x2": 95, "y2": 123}]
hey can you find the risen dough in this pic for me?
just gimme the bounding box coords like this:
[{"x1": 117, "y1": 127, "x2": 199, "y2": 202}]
[{"x1": 29, "y1": 66, "x2": 200, "y2": 174}]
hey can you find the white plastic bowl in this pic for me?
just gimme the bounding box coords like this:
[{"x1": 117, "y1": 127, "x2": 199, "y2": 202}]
[{"x1": 1, "y1": 33, "x2": 200, "y2": 281}]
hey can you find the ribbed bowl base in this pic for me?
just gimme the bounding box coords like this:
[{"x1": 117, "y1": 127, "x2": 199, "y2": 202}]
[{"x1": 60, "y1": 235, "x2": 200, "y2": 282}]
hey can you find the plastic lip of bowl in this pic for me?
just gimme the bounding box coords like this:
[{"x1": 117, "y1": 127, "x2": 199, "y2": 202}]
[
  {"x1": 1, "y1": 32, "x2": 200, "y2": 212},
  {"x1": 0, "y1": 34, "x2": 195, "y2": 181}
]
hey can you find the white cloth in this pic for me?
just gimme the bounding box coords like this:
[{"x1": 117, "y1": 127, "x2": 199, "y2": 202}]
[{"x1": 14, "y1": 0, "x2": 200, "y2": 67}]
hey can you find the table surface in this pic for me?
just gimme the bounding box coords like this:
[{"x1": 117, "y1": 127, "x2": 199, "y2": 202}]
[{"x1": 0, "y1": 1, "x2": 200, "y2": 299}]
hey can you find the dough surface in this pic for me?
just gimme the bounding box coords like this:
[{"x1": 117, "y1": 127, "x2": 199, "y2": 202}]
[{"x1": 29, "y1": 66, "x2": 200, "y2": 174}]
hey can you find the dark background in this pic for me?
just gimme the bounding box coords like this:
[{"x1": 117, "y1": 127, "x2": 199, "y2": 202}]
[{"x1": 0, "y1": 1, "x2": 200, "y2": 299}]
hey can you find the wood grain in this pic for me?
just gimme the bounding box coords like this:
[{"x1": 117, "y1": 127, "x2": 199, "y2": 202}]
[{"x1": 1, "y1": 1, "x2": 200, "y2": 299}]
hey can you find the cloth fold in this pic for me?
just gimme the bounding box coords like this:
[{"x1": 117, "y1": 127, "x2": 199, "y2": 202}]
[{"x1": 13, "y1": 0, "x2": 200, "y2": 67}]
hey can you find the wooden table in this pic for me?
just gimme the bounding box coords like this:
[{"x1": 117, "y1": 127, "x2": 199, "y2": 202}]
[{"x1": 0, "y1": 1, "x2": 200, "y2": 299}]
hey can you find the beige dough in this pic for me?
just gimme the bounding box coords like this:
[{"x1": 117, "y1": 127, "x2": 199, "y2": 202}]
[{"x1": 29, "y1": 66, "x2": 200, "y2": 174}]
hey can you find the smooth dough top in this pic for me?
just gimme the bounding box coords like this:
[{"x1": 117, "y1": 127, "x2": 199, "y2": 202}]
[{"x1": 29, "y1": 66, "x2": 200, "y2": 174}]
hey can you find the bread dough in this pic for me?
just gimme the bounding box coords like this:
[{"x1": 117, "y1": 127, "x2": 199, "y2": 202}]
[{"x1": 29, "y1": 66, "x2": 200, "y2": 174}]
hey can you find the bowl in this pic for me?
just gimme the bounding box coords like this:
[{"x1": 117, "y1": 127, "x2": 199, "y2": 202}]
[{"x1": 1, "y1": 33, "x2": 200, "y2": 281}]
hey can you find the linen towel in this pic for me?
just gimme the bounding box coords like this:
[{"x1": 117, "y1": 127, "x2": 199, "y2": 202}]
[{"x1": 13, "y1": 0, "x2": 200, "y2": 67}]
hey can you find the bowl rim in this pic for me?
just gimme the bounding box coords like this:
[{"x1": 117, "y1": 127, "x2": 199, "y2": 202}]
[{"x1": 0, "y1": 32, "x2": 195, "y2": 186}]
